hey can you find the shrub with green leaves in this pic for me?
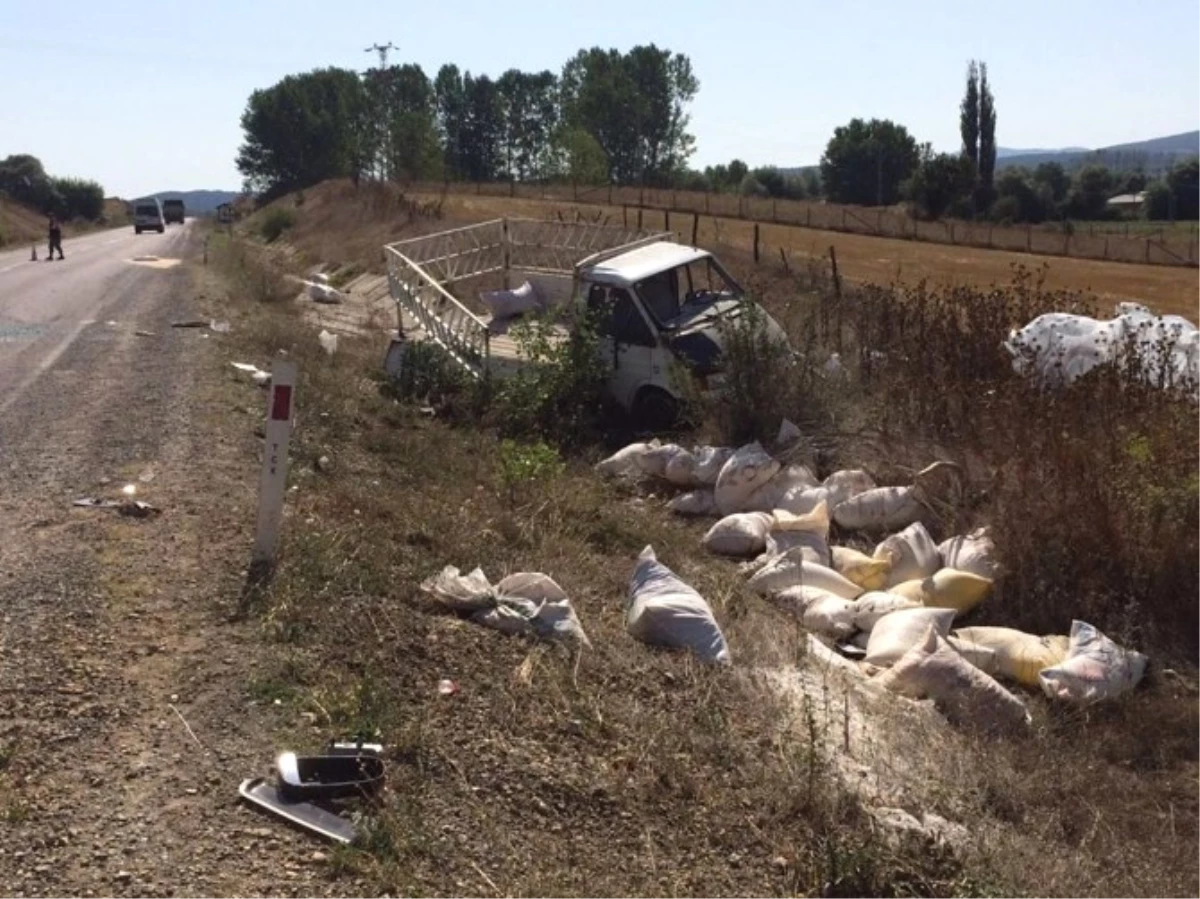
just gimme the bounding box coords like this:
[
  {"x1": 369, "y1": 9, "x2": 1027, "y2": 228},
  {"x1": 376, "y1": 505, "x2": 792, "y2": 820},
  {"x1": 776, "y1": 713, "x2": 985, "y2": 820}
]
[
  {"x1": 259, "y1": 207, "x2": 296, "y2": 242},
  {"x1": 489, "y1": 312, "x2": 611, "y2": 450},
  {"x1": 497, "y1": 439, "x2": 565, "y2": 507}
]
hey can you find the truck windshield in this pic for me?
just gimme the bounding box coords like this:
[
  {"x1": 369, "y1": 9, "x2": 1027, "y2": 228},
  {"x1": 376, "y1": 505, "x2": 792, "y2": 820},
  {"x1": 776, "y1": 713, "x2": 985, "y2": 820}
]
[{"x1": 634, "y1": 258, "x2": 742, "y2": 329}]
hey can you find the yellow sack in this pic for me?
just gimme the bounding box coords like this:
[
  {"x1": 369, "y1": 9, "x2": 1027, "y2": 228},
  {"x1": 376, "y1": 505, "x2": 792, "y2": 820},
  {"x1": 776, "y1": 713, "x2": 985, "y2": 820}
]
[
  {"x1": 952, "y1": 626, "x2": 1070, "y2": 689},
  {"x1": 831, "y1": 546, "x2": 892, "y2": 591},
  {"x1": 891, "y1": 568, "x2": 993, "y2": 616}
]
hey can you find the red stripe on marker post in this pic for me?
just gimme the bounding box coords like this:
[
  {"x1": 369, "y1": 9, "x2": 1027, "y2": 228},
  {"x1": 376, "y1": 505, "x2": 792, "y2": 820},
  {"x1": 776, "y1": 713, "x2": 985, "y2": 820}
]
[{"x1": 271, "y1": 384, "x2": 293, "y2": 421}]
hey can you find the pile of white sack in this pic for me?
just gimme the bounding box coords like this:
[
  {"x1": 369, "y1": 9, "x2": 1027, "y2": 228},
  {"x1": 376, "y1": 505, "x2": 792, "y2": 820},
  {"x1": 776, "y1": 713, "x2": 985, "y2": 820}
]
[
  {"x1": 595, "y1": 424, "x2": 1149, "y2": 723},
  {"x1": 1004, "y1": 302, "x2": 1198, "y2": 395}
]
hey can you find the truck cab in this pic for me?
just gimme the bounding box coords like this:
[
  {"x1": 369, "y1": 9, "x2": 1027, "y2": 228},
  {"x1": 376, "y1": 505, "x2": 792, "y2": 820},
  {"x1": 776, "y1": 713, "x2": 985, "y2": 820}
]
[{"x1": 577, "y1": 242, "x2": 787, "y2": 424}]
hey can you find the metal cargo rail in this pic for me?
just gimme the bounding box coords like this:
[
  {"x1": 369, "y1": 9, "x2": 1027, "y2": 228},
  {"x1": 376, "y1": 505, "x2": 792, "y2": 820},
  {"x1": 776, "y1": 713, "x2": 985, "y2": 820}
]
[{"x1": 385, "y1": 218, "x2": 670, "y2": 379}]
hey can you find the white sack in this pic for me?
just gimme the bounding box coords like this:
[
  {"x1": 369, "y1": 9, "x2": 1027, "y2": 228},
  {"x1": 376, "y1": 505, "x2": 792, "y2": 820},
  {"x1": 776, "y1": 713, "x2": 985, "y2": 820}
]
[
  {"x1": 864, "y1": 606, "x2": 956, "y2": 667},
  {"x1": 874, "y1": 522, "x2": 940, "y2": 587},
  {"x1": 480, "y1": 280, "x2": 542, "y2": 319},
  {"x1": 937, "y1": 528, "x2": 999, "y2": 581},
  {"x1": 714, "y1": 442, "x2": 781, "y2": 515},
  {"x1": 746, "y1": 551, "x2": 863, "y2": 599},
  {"x1": 1038, "y1": 620, "x2": 1147, "y2": 703},
  {"x1": 851, "y1": 591, "x2": 921, "y2": 632},
  {"x1": 668, "y1": 489, "x2": 718, "y2": 517},
  {"x1": 420, "y1": 567, "x2": 591, "y2": 646},
  {"x1": 703, "y1": 512, "x2": 774, "y2": 557},
  {"x1": 627, "y1": 546, "x2": 730, "y2": 664},
  {"x1": 595, "y1": 439, "x2": 662, "y2": 479},
  {"x1": 876, "y1": 626, "x2": 1029, "y2": 734},
  {"x1": 692, "y1": 446, "x2": 735, "y2": 486}
]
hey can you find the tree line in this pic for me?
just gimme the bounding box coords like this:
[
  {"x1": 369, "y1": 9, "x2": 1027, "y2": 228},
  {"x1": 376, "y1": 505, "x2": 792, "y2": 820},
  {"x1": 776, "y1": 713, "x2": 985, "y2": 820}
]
[
  {"x1": 237, "y1": 52, "x2": 1198, "y2": 223},
  {"x1": 237, "y1": 45, "x2": 698, "y2": 198},
  {"x1": 817, "y1": 61, "x2": 1199, "y2": 223},
  {"x1": 0, "y1": 154, "x2": 106, "y2": 221}
]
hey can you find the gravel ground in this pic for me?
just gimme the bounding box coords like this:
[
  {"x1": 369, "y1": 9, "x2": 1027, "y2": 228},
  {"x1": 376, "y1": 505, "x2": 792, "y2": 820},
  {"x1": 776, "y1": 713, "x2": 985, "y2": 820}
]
[{"x1": 0, "y1": 231, "x2": 364, "y2": 897}]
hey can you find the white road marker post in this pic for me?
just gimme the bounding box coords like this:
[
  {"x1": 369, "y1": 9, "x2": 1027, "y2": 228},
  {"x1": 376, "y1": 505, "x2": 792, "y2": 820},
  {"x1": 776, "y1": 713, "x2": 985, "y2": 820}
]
[{"x1": 253, "y1": 360, "x2": 297, "y2": 566}]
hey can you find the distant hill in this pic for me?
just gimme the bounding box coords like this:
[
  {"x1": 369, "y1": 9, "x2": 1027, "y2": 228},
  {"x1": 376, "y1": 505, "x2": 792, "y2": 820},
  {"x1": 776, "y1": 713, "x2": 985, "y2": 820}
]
[
  {"x1": 997, "y1": 146, "x2": 1089, "y2": 158},
  {"x1": 147, "y1": 190, "x2": 240, "y2": 215},
  {"x1": 996, "y1": 131, "x2": 1199, "y2": 174},
  {"x1": 777, "y1": 131, "x2": 1198, "y2": 177}
]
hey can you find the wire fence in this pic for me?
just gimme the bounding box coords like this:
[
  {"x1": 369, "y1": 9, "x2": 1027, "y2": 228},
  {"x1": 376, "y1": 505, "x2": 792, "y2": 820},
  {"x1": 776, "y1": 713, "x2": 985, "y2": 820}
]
[{"x1": 407, "y1": 180, "x2": 1199, "y2": 268}]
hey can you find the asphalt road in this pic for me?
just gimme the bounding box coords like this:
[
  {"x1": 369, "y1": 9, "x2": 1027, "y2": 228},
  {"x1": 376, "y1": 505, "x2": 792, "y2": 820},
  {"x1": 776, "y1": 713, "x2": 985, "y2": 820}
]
[{"x1": 0, "y1": 222, "x2": 194, "y2": 415}]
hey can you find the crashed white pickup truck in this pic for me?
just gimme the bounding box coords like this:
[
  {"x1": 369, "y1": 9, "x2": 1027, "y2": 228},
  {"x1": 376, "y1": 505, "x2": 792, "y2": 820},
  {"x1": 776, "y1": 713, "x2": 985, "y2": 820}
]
[{"x1": 383, "y1": 218, "x2": 788, "y2": 425}]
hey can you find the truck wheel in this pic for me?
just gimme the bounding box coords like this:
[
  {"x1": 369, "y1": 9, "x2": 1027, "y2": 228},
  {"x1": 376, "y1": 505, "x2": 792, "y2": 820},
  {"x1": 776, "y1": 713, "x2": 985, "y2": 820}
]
[{"x1": 632, "y1": 388, "x2": 679, "y2": 432}]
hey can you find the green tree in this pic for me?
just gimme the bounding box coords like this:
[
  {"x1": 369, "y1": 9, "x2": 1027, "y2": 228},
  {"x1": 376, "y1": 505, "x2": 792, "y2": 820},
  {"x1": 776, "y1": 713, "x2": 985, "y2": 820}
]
[
  {"x1": 992, "y1": 168, "x2": 1044, "y2": 223},
  {"x1": 1067, "y1": 164, "x2": 1115, "y2": 219},
  {"x1": 0, "y1": 154, "x2": 58, "y2": 211},
  {"x1": 496, "y1": 69, "x2": 559, "y2": 180},
  {"x1": 1143, "y1": 181, "x2": 1170, "y2": 220},
  {"x1": 1165, "y1": 157, "x2": 1199, "y2": 219},
  {"x1": 559, "y1": 45, "x2": 697, "y2": 184},
  {"x1": 460, "y1": 73, "x2": 503, "y2": 181},
  {"x1": 1032, "y1": 161, "x2": 1070, "y2": 218},
  {"x1": 434, "y1": 64, "x2": 468, "y2": 179},
  {"x1": 52, "y1": 177, "x2": 105, "y2": 220},
  {"x1": 365, "y1": 63, "x2": 442, "y2": 181},
  {"x1": 236, "y1": 68, "x2": 368, "y2": 195},
  {"x1": 549, "y1": 127, "x2": 609, "y2": 185},
  {"x1": 905, "y1": 151, "x2": 975, "y2": 219},
  {"x1": 960, "y1": 61, "x2": 979, "y2": 173},
  {"x1": 820, "y1": 118, "x2": 919, "y2": 206},
  {"x1": 978, "y1": 63, "x2": 997, "y2": 201},
  {"x1": 800, "y1": 169, "x2": 821, "y2": 199}
]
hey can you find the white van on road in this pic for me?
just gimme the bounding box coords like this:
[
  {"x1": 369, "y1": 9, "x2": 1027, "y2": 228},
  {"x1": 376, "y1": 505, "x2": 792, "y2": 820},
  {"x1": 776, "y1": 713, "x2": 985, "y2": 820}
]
[{"x1": 132, "y1": 198, "x2": 165, "y2": 234}]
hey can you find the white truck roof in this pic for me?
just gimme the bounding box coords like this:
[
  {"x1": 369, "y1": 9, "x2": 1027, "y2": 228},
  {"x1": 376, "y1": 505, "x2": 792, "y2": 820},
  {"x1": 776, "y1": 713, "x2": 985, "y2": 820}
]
[{"x1": 585, "y1": 242, "x2": 710, "y2": 287}]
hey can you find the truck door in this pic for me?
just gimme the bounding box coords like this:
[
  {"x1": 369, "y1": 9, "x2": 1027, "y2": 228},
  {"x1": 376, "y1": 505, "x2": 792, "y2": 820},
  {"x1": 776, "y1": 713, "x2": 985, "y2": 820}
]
[{"x1": 587, "y1": 284, "x2": 659, "y2": 410}]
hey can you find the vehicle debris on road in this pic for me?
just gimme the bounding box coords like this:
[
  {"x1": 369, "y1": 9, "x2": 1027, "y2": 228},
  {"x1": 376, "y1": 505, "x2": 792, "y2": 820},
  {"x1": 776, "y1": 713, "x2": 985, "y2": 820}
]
[{"x1": 239, "y1": 739, "x2": 385, "y2": 844}]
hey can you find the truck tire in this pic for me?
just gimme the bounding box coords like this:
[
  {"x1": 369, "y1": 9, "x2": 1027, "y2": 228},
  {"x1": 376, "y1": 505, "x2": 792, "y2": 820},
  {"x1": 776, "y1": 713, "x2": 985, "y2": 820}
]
[{"x1": 632, "y1": 387, "x2": 680, "y2": 432}]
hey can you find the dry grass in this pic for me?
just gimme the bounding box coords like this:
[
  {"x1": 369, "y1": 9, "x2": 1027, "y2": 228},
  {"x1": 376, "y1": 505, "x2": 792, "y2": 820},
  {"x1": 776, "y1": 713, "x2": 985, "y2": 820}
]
[
  {"x1": 206, "y1": 189, "x2": 1199, "y2": 897},
  {"x1": 414, "y1": 181, "x2": 1200, "y2": 270},
  {"x1": 209, "y1": 236, "x2": 986, "y2": 897}
]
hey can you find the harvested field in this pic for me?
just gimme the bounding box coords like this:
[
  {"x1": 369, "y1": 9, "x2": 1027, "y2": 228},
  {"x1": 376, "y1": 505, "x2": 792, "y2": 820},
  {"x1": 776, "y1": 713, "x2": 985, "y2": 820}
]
[{"x1": 408, "y1": 191, "x2": 1199, "y2": 320}]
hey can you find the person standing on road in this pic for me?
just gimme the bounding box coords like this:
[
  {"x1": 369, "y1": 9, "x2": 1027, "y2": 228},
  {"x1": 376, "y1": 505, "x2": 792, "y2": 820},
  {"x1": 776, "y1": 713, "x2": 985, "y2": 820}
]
[{"x1": 47, "y1": 215, "x2": 65, "y2": 261}]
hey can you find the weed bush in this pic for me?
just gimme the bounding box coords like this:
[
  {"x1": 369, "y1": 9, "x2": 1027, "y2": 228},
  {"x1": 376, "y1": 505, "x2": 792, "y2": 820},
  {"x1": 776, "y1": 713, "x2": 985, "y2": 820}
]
[
  {"x1": 259, "y1": 207, "x2": 296, "y2": 243},
  {"x1": 786, "y1": 264, "x2": 1199, "y2": 661},
  {"x1": 684, "y1": 300, "x2": 832, "y2": 446},
  {"x1": 488, "y1": 313, "x2": 612, "y2": 451}
]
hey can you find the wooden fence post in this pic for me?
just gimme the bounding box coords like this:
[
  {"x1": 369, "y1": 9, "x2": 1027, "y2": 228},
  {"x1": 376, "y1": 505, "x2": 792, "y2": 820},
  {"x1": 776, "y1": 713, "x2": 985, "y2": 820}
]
[
  {"x1": 665, "y1": 209, "x2": 670, "y2": 232},
  {"x1": 1103, "y1": 237, "x2": 1109, "y2": 259},
  {"x1": 806, "y1": 206, "x2": 812, "y2": 227},
  {"x1": 691, "y1": 212, "x2": 699, "y2": 246},
  {"x1": 830, "y1": 245, "x2": 841, "y2": 299},
  {"x1": 754, "y1": 223, "x2": 760, "y2": 262},
  {"x1": 623, "y1": 204, "x2": 628, "y2": 227},
  {"x1": 779, "y1": 246, "x2": 789, "y2": 274},
  {"x1": 773, "y1": 199, "x2": 778, "y2": 222},
  {"x1": 637, "y1": 208, "x2": 643, "y2": 229},
  {"x1": 607, "y1": 185, "x2": 613, "y2": 204},
  {"x1": 1027, "y1": 224, "x2": 1032, "y2": 252}
]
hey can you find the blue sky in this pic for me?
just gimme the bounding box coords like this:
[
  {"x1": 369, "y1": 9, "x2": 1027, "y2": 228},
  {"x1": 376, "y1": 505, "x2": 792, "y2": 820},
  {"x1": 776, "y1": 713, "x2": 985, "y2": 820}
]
[{"x1": 1, "y1": 0, "x2": 1197, "y2": 198}]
